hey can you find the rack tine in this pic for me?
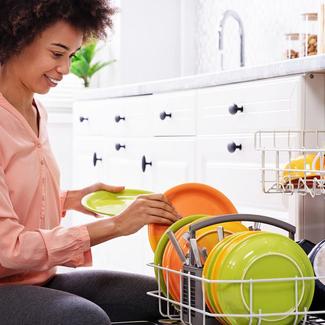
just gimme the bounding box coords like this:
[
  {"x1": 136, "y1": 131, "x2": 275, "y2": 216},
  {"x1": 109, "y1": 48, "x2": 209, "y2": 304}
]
[
  {"x1": 189, "y1": 238, "x2": 202, "y2": 267},
  {"x1": 217, "y1": 226, "x2": 224, "y2": 241},
  {"x1": 167, "y1": 230, "x2": 187, "y2": 264},
  {"x1": 200, "y1": 247, "x2": 208, "y2": 263}
]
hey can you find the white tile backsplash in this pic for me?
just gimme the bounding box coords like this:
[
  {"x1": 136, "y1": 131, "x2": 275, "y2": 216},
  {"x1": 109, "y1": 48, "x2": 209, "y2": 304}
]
[{"x1": 197, "y1": 0, "x2": 322, "y2": 73}]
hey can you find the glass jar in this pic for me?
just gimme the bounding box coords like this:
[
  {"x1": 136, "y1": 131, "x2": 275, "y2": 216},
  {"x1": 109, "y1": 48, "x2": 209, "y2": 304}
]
[
  {"x1": 285, "y1": 33, "x2": 300, "y2": 59},
  {"x1": 301, "y1": 13, "x2": 318, "y2": 56}
]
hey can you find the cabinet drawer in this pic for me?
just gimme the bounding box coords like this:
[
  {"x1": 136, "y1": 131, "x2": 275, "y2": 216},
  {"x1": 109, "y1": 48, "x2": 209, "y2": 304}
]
[
  {"x1": 150, "y1": 90, "x2": 197, "y2": 136},
  {"x1": 196, "y1": 134, "x2": 297, "y2": 165},
  {"x1": 196, "y1": 136, "x2": 293, "y2": 212},
  {"x1": 101, "y1": 96, "x2": 153, "y2": 137},
  {"x1": 73, "y1": 101, "x2": 105, "y2": 136},
  {"x1": 197, "y1": 76, "x2": 303, "y2": 135}
]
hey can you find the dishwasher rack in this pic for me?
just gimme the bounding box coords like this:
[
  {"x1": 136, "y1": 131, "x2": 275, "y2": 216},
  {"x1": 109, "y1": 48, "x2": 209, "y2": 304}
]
[
  {"x1": 254, "y1": 130, "x2": 325, "y2": 197},
  {"x1": 147, "y1": 215, "x2": 325, "y2": 325}
]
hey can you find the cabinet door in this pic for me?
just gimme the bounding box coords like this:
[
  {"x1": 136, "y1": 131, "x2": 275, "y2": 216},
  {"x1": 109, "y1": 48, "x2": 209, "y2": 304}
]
[
  {"x1": 99, "y1": 138, "x2": 154, "y2": 275},
  {"x1": 150, "y1": 138, "x2": 196, "y2": 192},
  {"x1": 196, "y1": 136, "x2": 292, "y2": 224},
  {"x1": 72, "y1": 136, "x2": 105, "y2": 188},
  {"x1": 102, "y1": 138, "x2": 153, "y2": 190}
]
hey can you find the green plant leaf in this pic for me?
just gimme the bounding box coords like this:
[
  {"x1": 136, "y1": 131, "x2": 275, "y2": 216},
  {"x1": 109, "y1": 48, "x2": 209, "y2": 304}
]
[
  {"x1": 82, "y1": 42, "x2": 97, "y2": 64},
  {"x1": 69, "y1": 40, "x2": 116, "y2": 87},
  {"x1": 88, "y1": 60, "x2": 117, "y2": 78},
  {"x1": 71, "y1": 55, "x2": 90, "y2": 77}
]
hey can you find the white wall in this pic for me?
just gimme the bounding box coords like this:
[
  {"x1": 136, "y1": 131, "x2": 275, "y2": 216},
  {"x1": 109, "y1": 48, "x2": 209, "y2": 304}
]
[
  {"x1": 118, "y1": 0, "x2": 182, "y2": 84},
  {"x1": 196, "y1": 0, "x2": 322, "y2": 72},
  {"x1": 98, "y1": 0, "x2": 323, "y2": 83}
]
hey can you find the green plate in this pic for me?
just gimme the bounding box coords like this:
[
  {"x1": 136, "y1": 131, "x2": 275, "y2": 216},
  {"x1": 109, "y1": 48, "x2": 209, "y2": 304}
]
[
  {"x1": 154, "y1": 214, "x2": 209, "y2": 297},
  {"x1": 203, "y1": 231, "x2": 257, "y2": 322},
  {"x1": 81, "y1": 189, "x2": 152, "y2": 216},
  {"x1": 213, "y1": 232, "x2": 315, "y2": 325}
]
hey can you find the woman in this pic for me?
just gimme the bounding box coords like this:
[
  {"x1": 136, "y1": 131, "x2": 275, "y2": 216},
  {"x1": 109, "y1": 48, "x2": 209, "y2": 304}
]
[{"x1": 0, "y1": 1, "x2": 179, "y2": 324}]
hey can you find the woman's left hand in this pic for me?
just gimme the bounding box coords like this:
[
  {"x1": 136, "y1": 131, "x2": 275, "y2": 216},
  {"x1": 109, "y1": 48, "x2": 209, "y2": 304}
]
[{"x1": 64, "y1": 183, "x2": 125, "y2": 216}]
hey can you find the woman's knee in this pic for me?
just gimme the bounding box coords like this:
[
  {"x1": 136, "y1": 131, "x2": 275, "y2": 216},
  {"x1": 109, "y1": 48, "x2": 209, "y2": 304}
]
[{"x1": 57, "y1": 296, "x2": 111, "y2": 325}]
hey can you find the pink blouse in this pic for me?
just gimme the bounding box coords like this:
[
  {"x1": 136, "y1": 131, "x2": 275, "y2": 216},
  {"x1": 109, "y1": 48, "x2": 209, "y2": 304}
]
[{"x1": 0, "y1": 92, "x2": 92, "y2": 286}]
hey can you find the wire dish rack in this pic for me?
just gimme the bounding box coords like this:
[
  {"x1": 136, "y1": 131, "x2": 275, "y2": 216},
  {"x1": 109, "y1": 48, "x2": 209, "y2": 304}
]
[
  {"x1": 147, "y1": 215, "x2": 325, "y2": 325},
  {"x1": 254, "y1": 130, "x2": 325, "y2": 197}
]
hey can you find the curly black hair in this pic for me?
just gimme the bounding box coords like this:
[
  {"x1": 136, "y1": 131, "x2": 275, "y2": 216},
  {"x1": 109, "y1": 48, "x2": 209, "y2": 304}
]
[{"x1": 0, "y1": 0, "x2": 117, "y2": 64}]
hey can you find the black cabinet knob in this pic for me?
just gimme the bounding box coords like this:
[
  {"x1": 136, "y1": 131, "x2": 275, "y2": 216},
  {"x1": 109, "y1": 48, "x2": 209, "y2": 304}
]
[
  {"x1": 93, "y1": 152, "x2": 103, "y2": 166},
  {"x1": 115, "y1": 143, "x2": 126, "y2": 151},
  {"x1": 141, "y1": 155, "x2": 152, "y2": 172},
  {"x1": 228, "y1": 104, "x2": 244, "y2": 115},
  {"x1": 79, "y1": 116, "x2": 89, "y2": 123},
  {"x1": 160, "y1": 111, "x2": 172, "y2": 120},
  {"x1": 227, "y1": 142, "x2": 242, "y2": 153},
  {"x1": 115, "y1": 115, "x2": 126, "y2": 123}
]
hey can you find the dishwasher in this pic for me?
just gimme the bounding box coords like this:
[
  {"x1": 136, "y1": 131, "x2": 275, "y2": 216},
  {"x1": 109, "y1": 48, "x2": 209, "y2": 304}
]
[{"x1": 146, "y1": 130, "x2": 325, "y2": 324}]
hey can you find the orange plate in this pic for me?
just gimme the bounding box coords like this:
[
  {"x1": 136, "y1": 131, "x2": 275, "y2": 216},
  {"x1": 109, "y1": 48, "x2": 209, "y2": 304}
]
[
  {"x1": 163, "y1": 221, "x2": 248, "y2": 302},
  {"x1": 148, "y1": 183, "x2": 238, "y2": 252}
]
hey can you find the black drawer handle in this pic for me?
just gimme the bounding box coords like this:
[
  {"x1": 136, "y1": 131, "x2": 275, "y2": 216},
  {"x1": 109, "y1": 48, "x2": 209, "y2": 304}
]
[
  {"x1": 160, "y1": 111, "x2": 172, "y2": 120},
  {"x1": 115, "y1": 143, "x2": 126, "y2": 151},
  {"x1": 79, "y1": 116, "x2": 89, "y2": 123},
  {"x1": 93, "y1": 152, "x2": 103, "y2": 166},
  {"x1": 115, "y1": 115, "x2": 126, "y2": 123},
  {"x1": 141, "y1": 155, "x2": 152, "y2": 172},
  {"x1": 227, "y1": 142, "x2": 242, "y2": 153},
  {"x1": 228, "y1": 104, "x2": 244, "y2": 115}
]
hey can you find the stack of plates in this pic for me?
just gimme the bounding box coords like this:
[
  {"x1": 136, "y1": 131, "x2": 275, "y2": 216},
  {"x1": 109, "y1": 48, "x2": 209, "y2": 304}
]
[
  {"x1": 203, "y1": 232, "x2": 315, "y2": 324},
  {"x1": 148, "y1": 183, "x2": 238, "y2": 252},
  {"x1": 151, "y1": 183, "x2": 238, "y2": 299}
]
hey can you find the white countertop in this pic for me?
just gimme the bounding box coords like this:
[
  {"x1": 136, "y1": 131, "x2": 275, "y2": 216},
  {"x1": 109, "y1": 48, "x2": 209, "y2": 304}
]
[{"x1": 77, "y1": 55, "x2": 325, "y2": 100}]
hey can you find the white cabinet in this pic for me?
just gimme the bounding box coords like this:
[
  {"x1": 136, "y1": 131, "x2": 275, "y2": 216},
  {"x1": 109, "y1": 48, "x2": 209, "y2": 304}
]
[
  {"x1": 197, "y1": 76, "x2": 303, "y2": 134},
  {"x1": 196, "y1": 76, "x2": 304, "y2": 226},
  {"x1": 102, "y1": 137, "x2": 196, "y2": 193},
  {"x1": 73, "y1": 101, "x2": 105, "y2": 136},
  {"x1": 72, "y1": 137, "x2": 105, "y2": 188},
  {"x1": 103, "y1": 138, "x2": 153, "y2": 190},
  {"x1": 150, "y1": 138, "x2": 196, "y2": 192},
  {"x1": 101, "y1": 96, "x2": 153, "y2": 137},
  {"x1": 196, "y1": 135, "x2": 292, "y2": 223},
  {"x1": 150, "y1": 90, "x2": 197, "y2": 136},
  {"x1": 73, "y1": 75, "x2": 323, "y2": 273}
]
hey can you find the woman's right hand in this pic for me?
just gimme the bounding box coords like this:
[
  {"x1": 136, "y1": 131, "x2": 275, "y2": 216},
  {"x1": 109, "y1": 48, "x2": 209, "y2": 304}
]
[{"x1": 113, "y1": 193, "x2": 180, "y2": 236}]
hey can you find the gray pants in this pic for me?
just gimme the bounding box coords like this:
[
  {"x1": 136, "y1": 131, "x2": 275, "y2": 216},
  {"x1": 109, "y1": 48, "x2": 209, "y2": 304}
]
[{"x1": 0, "y1": 270, "x2": 161, "y2": 325}]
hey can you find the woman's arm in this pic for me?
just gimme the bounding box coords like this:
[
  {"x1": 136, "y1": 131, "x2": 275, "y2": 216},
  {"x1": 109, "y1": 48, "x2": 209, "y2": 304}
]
[{"x1": 85, "y1": 194, "x2": 180, "y2": 247}]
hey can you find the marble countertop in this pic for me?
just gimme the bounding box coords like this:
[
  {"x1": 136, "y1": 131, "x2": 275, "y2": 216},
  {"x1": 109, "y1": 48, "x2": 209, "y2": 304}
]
[{"x1": 77, "y1": 55, "x2": 325, "y2": 100}]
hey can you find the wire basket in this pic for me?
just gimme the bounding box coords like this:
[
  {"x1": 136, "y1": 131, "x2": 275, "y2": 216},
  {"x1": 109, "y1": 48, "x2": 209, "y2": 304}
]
[
  {"x1": 147, "y1": 264, "x2": 325, "y2": 325},
  {"x1": 254, "y1": 130, "x2": 325, "y2": 197},
  {"x1": 147, "y1": 214, "x2": 325, "y2": 325}
]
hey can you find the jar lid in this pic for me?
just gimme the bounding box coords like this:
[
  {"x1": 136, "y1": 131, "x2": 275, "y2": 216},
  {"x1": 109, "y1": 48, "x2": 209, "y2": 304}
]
[
  {"x1": 301, "y1": 12, "x2": 318, "y2": 20},
  {"x1": 285, "y1": 33, "x2": 300, "y2": 40}
]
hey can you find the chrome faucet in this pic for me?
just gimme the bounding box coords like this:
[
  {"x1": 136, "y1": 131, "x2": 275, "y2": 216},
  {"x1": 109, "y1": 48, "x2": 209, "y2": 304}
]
[{"x1": 218, "y1": 10, "x2": 245, "y2": 69}]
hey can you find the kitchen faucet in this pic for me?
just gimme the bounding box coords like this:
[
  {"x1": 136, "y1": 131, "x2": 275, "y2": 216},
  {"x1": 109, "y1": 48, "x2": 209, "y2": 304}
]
[{"x1": 218, "y1": 10, "x2": 245, "y2": 69}]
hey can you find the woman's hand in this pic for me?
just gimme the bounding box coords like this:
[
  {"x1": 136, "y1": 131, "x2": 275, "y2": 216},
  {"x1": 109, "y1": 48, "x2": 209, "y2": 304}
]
[
  {"x1": 113, "y1": 193, "x2": 180, "y2": 237},
  {"x1": 64, "y1": 183, "x2": 125, "y2": 216}
]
